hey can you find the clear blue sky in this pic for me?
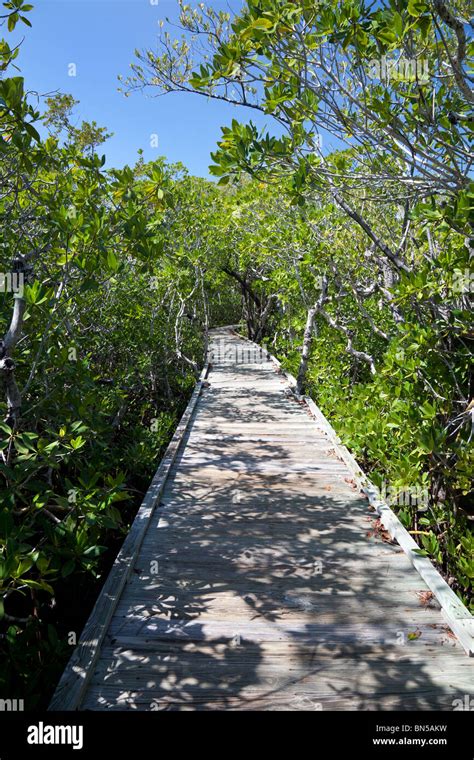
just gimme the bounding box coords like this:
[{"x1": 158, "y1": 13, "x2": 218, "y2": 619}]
[{"x1": 13, "y1": 0, "x2": 286, "y2": 177}]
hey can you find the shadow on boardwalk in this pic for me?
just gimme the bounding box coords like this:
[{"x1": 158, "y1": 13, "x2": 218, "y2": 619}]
[
  {"x1": 90, "y1": 402, "x2": 469, "y2": 710},
  {"x1": 73, "y1": 331, "x2": 472, "y2": 711}
]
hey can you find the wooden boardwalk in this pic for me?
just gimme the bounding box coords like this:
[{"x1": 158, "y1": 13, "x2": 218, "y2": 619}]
[{"x1": 51, "y1": 328, "x2": 473, "y2": 710}]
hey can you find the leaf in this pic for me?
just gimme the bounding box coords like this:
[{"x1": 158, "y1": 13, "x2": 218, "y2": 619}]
[
  {"x1": 407, "y1": 0, "x2": 427, "y2": 16},
  {"x1": 22, "y1": 579, "x2": 54, "y2": 595},
  {"x1": 69, "y1": 436, "x2": 85, "y2": 450},
  {"x1": 24, "y1": 121, "x2": 40, "y2": 141},
  {"x1": 61, "y1": 559, "x2": 75, "y2": 578},
  {"x1": 83, "y1": 545, "x2": 107, "y2": 558},
  {"x1": 16, "y1": 557, "x2": 34, "y2": 576},
  {"x1": 107, "y1": 250, "x2": 119, "y2": 271},
  {"x1": 250, "y1": 18, "x2": 273, "y2": 30},
  {"x1": 377, "y1": 28, "x2": 397, "y2": 45},
  {"x1": 14, "y1": 439, "x2": 33, "y2": 455},
  {"x1": 0, "y1": 422, "x2": 13, "y2": 436},
  {"x1": 392, "y1": 12, "x2": 403, "y2": 37},
  {"x1": 7, "y1": 13, "x2": 19, "y2": 31}
]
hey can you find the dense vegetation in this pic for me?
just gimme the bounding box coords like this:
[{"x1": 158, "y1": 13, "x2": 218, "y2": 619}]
[{"x1": 0, "y1": 0, "x2": 472, "y2": 707}]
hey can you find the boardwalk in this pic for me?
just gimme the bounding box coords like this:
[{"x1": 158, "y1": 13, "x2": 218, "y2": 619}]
[{"x1": 51, "y1": 328, "x2": 473, "y2": 710}]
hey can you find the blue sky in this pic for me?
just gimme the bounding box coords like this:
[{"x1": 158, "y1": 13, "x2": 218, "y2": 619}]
[{"x1": 13, "y1": 0, "x2": 282, "y2": 177}]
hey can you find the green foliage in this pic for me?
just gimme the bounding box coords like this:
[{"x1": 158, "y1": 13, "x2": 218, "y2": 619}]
[
  {"x1": 1, "y1": 0, "x2": 472, "y2": 707},
  {"x1": 43, "y1": 93, "x2": 113, "y2": 155}
]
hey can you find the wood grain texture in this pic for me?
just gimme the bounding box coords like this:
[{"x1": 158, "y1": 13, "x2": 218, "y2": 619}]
[{"x1": 50, "y1": 328, "x2": 474, "y2": 711}]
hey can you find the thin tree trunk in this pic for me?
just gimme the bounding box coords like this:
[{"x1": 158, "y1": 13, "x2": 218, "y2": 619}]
[
  {"x1": 1, "y1": 284, "x2": 27, "y2": 430},
  {"x1": 295, "y1": 276, "x2": 328, "y2": 395}
]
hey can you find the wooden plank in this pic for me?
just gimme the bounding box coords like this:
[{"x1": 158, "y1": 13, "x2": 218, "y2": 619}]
[
  {"x1": 81, "y1": 645, "x2": 473, "y2": 711},
  {"x1": 79, "y1": 691, "x2": 459, "y2": 711},
  {"x1": 105, "y1": 622, "x2": 457, "y2": 650},
  {"x1": 107, "y1": 615, "x2": 452, "y2": 644}
]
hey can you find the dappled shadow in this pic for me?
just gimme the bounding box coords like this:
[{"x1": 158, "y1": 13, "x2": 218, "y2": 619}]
[{"x1": 81, "y1": 331, "x2": 472, "y2": 711}]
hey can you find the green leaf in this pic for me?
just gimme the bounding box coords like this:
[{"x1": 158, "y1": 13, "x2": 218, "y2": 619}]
[
  {"x1": 83, "y1": 545, "x2": 107, "y2": 558},
  {"x1": 69, "y1": 436, "x2": 85, "y2": 451},
  {"x1": 61, "y1": 559, "x2": 76, "y2": 578},
  {"x1": 24, "y1": 121, "x2": 40, "y2": 141},
  {"x1": 250, "y1": 18, "x2": 273, "y2": 30},
  {"x1": 407, "y1": 0, "x2": 427, "y2": 17},
  {"x1": 7, "y1": 13, "x2": 19, "y2": 31},
  {"x1": 22, "y1": 579, "x2": 54, "y2": 595},
  {"x1": 107, "y1": 250, "x2": 119, "y2": 271}
]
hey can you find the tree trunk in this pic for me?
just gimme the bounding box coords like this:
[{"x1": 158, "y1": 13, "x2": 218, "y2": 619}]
[
  {"x1": 295, "y1": 305, "x2": 317, "y2": 396},
  {"x1": 295, "y1": 275, "x2": 328, "y2": 396},
  {"x1": 1, "y1": 293, "x2": 26, "y2": 429}
]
